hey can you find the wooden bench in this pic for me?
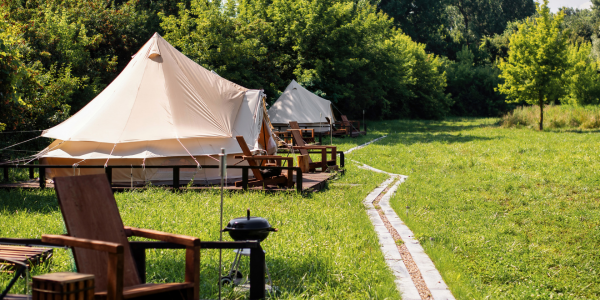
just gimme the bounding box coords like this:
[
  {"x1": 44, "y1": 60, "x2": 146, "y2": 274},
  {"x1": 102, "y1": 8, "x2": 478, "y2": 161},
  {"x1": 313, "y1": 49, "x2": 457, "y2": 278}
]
[{"x1": 0, "y1": 245, "x2": 52, "y2": 272}]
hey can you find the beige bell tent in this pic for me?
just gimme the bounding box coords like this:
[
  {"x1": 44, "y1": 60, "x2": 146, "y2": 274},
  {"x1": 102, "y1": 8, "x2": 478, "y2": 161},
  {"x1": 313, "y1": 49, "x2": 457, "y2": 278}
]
[
  {"x1": 37, "y1": 33, "x2": 277, "y2": 184},
  {"x1": 267, "y1": 80, "x2": 334, "y2": 132}
]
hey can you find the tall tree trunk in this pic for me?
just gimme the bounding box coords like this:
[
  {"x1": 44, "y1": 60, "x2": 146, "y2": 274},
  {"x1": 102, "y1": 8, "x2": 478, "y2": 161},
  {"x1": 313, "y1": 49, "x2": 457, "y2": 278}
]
[{"x1": 539, "y1": 93, "x2": 544, "y2": 131}]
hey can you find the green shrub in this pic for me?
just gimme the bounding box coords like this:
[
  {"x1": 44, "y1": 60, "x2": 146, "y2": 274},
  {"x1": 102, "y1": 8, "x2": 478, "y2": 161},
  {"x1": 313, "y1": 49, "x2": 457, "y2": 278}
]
[
  {"x1": 444, "y1": 46, "x2": 514, "y2": 117},
  {"x1": 501, "y1": 104, "x2": 600, "y2": 129}
]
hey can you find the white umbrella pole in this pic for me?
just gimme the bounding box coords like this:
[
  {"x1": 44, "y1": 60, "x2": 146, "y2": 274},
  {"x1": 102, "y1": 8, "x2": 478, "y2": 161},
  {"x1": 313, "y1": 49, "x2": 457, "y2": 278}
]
[{"x1": 218, "y1": 148, "x2": 226, "y2": 300}]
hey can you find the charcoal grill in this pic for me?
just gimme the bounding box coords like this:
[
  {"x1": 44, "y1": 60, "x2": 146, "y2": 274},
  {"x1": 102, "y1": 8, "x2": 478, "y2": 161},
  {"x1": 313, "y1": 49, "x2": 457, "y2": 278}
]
[{"x1": 220, "y1": 209, "x2": 276, "y2": 288}]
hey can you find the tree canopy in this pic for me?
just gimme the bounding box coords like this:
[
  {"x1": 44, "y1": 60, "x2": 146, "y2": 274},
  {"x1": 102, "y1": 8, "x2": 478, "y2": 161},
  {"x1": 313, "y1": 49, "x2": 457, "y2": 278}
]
[
  {"x1": 497, "y1": 0, "x2": 569, "y2": 130},
  {"x1": 161, "y1": 0, "x2": 451, "y2": 119}
]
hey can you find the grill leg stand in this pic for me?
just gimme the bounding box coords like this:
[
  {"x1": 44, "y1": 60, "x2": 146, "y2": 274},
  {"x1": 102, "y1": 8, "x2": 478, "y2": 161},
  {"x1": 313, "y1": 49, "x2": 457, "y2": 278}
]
[
  {"x1": 3, "y1": 167, "x2": 8, "y2": 182},
  {"x1": 29, "y1": 167, "x2": 34, "y2": 179},
  {"x1": 228, "y1": 249, "x2": 242, "y2": 278}
]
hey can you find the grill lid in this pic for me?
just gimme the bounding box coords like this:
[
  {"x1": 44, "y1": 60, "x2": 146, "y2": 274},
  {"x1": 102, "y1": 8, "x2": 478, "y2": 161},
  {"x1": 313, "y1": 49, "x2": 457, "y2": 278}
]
[{"x1": 223, "y1": 209, "x2": 275, "y2": 231}]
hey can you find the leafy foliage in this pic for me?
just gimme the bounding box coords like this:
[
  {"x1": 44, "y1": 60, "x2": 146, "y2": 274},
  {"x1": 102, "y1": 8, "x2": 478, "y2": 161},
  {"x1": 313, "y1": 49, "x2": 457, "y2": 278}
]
[
  {"x1": 0, "y1": 0, "x2": 152, "y2": 131},
  {"x1": 497, "y1": 0, "x2": 569, "y2": 130},
  {"x1": 561, "y1": 42, "x2": 600, "y2": 105},
  {"x1": 378, "y1": 0, "x2": 536, "y2": 58},
  {"x1": 444, "y1": 47, "x2": 513, "y2": 117},
  {"x1": 161, "y1": 0, "x2": 451, "y2": 119}
]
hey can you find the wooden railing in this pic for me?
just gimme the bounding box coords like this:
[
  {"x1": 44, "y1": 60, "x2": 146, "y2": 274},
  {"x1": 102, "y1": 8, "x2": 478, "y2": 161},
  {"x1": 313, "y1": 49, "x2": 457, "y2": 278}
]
[
  {"x1": 1, "y1": 164, "x2": 303, "y2": 192},
  {"x1": 1, "y1": 151, "x2": 345, "y2": 193}
]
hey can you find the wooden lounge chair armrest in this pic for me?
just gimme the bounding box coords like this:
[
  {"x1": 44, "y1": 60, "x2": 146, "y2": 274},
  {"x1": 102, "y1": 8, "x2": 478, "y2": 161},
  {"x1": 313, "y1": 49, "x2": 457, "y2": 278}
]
[
  {"x1": 124, "y1": 227, "x2": 200, "y2": 247},
  {"x1": 292, "y1": 146, "x2": 326, "y2": 150},
  {"x1": 242, "y1": 155, "x2": 292, "y2": 160},
  {"x1": 42, "y1": 234, "x2": 123, "y2": 254}
]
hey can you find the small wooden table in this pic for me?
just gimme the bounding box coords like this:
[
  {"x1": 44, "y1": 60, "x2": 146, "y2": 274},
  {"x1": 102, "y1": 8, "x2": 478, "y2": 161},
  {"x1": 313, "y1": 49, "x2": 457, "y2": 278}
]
[
  {"x1": 0, "y1": 245, "x2": 53, "y2": 272},
  {"x1": 32, "y1": 272, "x2": 94, "y2": 300}
]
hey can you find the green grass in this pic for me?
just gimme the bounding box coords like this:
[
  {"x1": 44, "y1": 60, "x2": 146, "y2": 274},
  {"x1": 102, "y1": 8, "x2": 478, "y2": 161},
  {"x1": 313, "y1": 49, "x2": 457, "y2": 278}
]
[
  {"x1": 0, "y1": 162, "x2": 399, "y2": 299},
  {"x1": 350, "y1": 118, "x2": 600, "y2": 299}
]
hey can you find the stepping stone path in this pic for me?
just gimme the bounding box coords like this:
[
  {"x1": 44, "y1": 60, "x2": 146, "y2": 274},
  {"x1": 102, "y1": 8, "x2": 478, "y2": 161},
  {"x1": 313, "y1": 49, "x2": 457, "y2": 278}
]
[{"x1": 346, "y1": 136, "x2": 455, "y2": 300}]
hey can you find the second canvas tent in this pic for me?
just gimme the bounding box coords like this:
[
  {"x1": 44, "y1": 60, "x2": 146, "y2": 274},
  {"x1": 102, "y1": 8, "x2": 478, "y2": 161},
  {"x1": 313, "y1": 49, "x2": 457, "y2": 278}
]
[{"x1": 267, "y1": 80, "x2": 335, "y2": 132}]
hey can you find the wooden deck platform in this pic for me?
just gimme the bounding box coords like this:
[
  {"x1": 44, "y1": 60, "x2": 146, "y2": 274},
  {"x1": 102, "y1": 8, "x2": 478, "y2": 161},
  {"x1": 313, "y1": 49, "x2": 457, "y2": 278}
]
[{"x1": 0, "y1": 171, "x2": 335, "y2": 193}]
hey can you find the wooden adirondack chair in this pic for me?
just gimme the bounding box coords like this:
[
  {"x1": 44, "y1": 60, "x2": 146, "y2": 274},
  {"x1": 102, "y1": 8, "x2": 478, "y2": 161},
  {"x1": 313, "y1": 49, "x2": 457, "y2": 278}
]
[
  {"x1": 287, "y1": 122, "x2": 315, "y2": 144},
  {"x1": 324, "y1": 117, "x2": 347, "y2": 137},
  {"x1": 41, "y1": 174, "x2": 200, "y2": 300},
  {"x1": 234, "y1": 136, "x2": 294, "y2": 188},
  {"x1": 340, "y1": 115, "x2": 363, "y2": 137},
  {"x1": 289, "y1": 128, "x2": 337, "y2": 172}
]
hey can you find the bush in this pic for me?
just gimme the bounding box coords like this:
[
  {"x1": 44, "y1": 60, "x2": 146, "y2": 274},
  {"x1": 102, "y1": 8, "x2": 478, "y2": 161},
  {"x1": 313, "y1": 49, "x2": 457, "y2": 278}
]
[
  {"x1": 444, "y1": 46, "x2": 514, "y2": 117},
  {"x1": 501, "y1": 104, "x2": 600, "y2": 129}
]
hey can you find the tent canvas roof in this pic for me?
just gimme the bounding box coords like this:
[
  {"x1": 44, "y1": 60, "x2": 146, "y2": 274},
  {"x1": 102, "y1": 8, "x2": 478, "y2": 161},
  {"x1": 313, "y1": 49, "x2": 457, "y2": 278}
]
[
  {"x1": 42, "y1": 33, "x2": 247, "y2": 143},
  {"x1": 267, "y1": 80, "x2": 334, "y2": 125}
]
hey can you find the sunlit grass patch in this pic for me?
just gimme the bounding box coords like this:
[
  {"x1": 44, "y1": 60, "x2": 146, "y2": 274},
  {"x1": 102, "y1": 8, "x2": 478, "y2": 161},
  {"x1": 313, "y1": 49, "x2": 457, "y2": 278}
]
[{"x1": 350, "y1": 118, "x2": 600, "y2": 299}]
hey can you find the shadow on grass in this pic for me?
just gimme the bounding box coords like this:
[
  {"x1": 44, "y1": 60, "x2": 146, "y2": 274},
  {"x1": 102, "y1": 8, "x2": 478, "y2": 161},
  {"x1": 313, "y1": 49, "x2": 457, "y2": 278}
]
[
  {"x1": 357, "y1": 132, "x2": 501, "y2": 149},
  {"x1": 374, "y1": 118, "x2": 500, "y2": 134},
  {"x1": 0, "y1": 189, "x2": 58, "y2": 213},
  {"x1": 544, "y1": 128, "x2": 600, "y2": 134}
]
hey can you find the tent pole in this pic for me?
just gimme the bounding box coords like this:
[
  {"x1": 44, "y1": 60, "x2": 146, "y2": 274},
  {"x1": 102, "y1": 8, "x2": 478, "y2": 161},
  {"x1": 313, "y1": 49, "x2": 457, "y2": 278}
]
[{"x1": 218, "y1": 148, "x2": 226, "y2": 300}]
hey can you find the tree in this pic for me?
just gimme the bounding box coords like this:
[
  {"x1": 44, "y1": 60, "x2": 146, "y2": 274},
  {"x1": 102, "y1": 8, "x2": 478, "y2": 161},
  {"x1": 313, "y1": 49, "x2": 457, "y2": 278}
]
[
  {"x1": 445, "y1": 46, "x2": 513, "y2": 117},
  {"x1": 497, "y1": 0, "x2": 569, "y2": 130},
  {"x1": 1, "y1": 0, "x2": 154, "y2": 131},
  {"x1": 561, "y1": 42, "x2": 600, "y2": 105},
  {"x1": 377, "y1": 0, "x2": 453, "y2": 55},
  {"x1": 161, "y1": 0, "x2": 451, "y2": 119}
]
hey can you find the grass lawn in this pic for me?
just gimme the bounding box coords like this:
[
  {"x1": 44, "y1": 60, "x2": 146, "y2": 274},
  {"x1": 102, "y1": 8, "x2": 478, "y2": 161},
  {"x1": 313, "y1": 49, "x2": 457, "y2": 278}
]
[
  {"x1": 350, "y1": 118, "x2": 600, "y2": 299},
  {"x1": 0, "y1": 161, "x2": 400, "y2": 299}
]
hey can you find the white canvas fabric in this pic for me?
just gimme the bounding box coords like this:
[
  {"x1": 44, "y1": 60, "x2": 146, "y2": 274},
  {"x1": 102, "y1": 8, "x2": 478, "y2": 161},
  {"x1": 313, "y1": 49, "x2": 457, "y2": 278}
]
[
  {"x1": 42, "y1": 33, "x2": 247, "y2": 143},
  {"x1": 267, "y1": 80, "x2": 334, "y2": 131},
  {"x1": 37, "y1": 33, "x2": 276, "y2": 183}
]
